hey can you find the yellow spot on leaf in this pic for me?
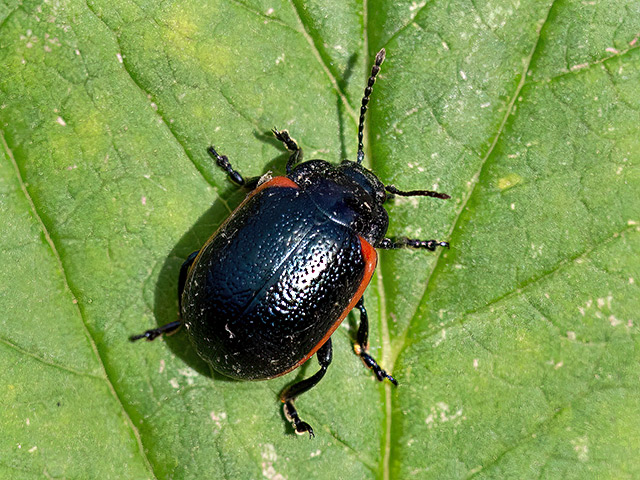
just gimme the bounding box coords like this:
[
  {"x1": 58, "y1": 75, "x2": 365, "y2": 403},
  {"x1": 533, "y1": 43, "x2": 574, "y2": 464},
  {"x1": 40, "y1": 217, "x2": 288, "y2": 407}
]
[{"x1": 497, "y1": 173, "x2": 522, "y2": 191}]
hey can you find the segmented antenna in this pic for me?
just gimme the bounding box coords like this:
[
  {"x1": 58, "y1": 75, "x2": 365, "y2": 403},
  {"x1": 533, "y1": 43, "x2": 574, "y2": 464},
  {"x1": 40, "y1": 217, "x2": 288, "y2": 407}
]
[{"x1": 357, "y1": 48, "x2": 386, "y2": 164}]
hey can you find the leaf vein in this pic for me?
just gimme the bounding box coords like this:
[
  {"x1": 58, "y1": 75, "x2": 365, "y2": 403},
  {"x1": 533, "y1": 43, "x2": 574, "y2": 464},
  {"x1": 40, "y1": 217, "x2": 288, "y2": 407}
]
[
  {"x1": 2, "y1": 129, "x2": 157, "y2": 479},
  {"x1": 287, "y1": 0, "x2": 357, "y2": 123},
  {"x1": 0, "y1": 336, "x2": 104, "y2": 380},
  {"x1": 401, "y1": 0, "x2": 560, "y2": 354},
  {"x1": 82, "y1": 0, "x2": 220, "y2": 193},
  {"x1": 414, "y1": 224, "x2": 635, "y2": 347},
  {"x1": 532, "y1": 43, "x2": 640, "y2": 85}
]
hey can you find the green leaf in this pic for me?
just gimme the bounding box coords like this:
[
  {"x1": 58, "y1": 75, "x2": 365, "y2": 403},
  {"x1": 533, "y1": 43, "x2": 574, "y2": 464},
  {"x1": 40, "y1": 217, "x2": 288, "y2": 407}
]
[{"x1": 1, "y1": 0, "x2": 638, "y2": 478}]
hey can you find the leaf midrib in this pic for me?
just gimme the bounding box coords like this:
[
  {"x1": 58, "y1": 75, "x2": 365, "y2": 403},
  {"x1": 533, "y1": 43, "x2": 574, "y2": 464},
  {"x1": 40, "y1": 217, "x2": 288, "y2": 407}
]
[{"x1": 378, "y1": 1, "x2": 559, "y2": 478}]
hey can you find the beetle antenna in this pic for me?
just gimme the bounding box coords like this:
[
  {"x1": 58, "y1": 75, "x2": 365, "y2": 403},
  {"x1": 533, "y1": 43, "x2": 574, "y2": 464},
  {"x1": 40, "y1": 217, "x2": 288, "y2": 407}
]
[{"x1": 357, "y1": 48, "x2": 386, "y2": 164}]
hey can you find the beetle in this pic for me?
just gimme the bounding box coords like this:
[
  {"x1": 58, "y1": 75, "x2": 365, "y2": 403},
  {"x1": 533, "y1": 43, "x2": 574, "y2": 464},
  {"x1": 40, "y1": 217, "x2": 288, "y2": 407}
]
[{"x1": 132, "y1": 48, "x2": 450, "y2": 437}]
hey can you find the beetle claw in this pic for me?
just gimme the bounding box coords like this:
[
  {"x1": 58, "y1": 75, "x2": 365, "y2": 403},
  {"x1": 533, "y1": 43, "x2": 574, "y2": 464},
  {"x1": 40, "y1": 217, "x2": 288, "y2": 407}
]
[
  {"x1": 295, "y1": 422, "x2": 315, "y2": 439},
  {"x1": 360, "y1": 351, "x2": 399, "y2": 386},
  {"x1": 283, "y1": 400, "x2": 315, "y2": 439}
]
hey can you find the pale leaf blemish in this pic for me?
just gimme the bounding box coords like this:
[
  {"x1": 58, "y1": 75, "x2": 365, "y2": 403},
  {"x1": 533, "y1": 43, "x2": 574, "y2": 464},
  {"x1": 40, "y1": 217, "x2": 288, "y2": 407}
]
[
  {"x1": 141, "y1": 196, "x2": 147, "y2": 205},
  {"x1": 497, "y1": 173, "x2": 522, "y2": 191},
  {"x1": 405, "y1": 107, "x2": 419, "y2": 118},
  {"x1": 28, "y1": 446, "x2": 37, "y2": 453},
  {"x1": 261, "y1": 444, "x2": 285, "y2": 480},
  {"x1": 572, "y1": 436, "x2": 589, "y2": 462},
  {"x1": 567, "y1": 331, "x2": 576, "y2": 341},
  {"x1": 20, "y1": 30, "x2": 38, "y2": 48},
  {"x1": 178, "y1": 367, "x2": 198, "y2": 386},
  {"x1": 425, "y1": 402, "x2": 464, "y2": 429},
  {"x1": 433, "y1": 329, "x2": 446, "y2": 347},
  {"x1": 210, "y1": 411, "x2": 227, "y2": 430},
  {"x1": 310, "y1": 449, "x2": 321, "y2": 458},
  {"x1": 265, "y1": 7, "x2": 274, "y2": 15},
  {"x1": 26, "y1": 418, "x2": 30, "y2": 426},
  {"x1": 596, "y1": 295, "x2": 612, "y2": 310},
  {"x1": 530, "y1": 243, "x2": 544, "y2": 258},
  {"x1": 608, "y1": 315, "x2": 622, "y2": 327},
  {"x1": 459, "y1": 70, "x2": 467, "y2": 80},
  {"x1": 56, "y1": 116, "x2": 66, "y2": 126},
  {"x1": 275, "y1": 53, "x2": 285, "y2": 65},
  {"x1": 116, "y1": 53, "x2": 123, "y2": 63},
  {"x1": 169, "y1": 378, "x2": 179, "y2": 389},
  {"x1": 473, "y1": 358, "x2": 479, "y2": 369},
  {"x1": 554, "y1": 361, "x2": 563, "y2": 370}
]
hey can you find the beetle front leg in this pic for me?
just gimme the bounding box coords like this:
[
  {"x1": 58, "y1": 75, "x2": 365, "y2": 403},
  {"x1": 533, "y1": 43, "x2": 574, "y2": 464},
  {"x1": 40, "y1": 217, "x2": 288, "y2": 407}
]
[
  {"x1": 130, "y1": 251, "x2": 198, "y2": 342},
  {"x1": 385, "y1": 184, "x2": 450, "y2": 200},
  {"x1": 353, "y1": 297, "x2": 398, "y2": 385},
  {"x1": 377, "y1": 237, "x2": 449, "y2": 251},
  {"x1": 272, "y1": 128, "x2": 303, "y2": 174},
  {"x1": 207, "y1": 146, "x2": 260, "y2": 190},
  {"x1": 280, "y1": 339, "x2": 332, "y2": 438}
]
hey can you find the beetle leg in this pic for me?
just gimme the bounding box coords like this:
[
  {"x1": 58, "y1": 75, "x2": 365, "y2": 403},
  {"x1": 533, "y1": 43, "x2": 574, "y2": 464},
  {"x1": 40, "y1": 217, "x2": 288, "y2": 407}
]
[
  {"x1": 272, "y1": 128, "x2": 303, "y2": 174},
  {"x1": 377, "y1": 237, "x2": 449, "y2": 251},
  {"x1": 280, "y1": 338, "x2": 332, "y2": 438},
  {"x1": 130, "y1": 321, "x2": 181, "y2": 342},
  {"x1": 207, "y1": 146, "x2": 260, "y2": 189},
  {"x1": 130, "y1": 251, "x2": 199, "y2": 342},
  {"x1": 353, "y1": 297, "x2": 398, "y2": 385},
  {"x1": 385, "y1": 184, "x2": 450, "y2": 200}
]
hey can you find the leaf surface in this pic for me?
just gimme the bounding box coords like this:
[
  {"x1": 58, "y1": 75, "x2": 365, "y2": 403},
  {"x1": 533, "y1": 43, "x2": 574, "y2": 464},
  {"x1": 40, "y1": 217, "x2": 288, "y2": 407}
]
[{"x1": 1, "y1": 0, "x2": 638, "y2": 478}]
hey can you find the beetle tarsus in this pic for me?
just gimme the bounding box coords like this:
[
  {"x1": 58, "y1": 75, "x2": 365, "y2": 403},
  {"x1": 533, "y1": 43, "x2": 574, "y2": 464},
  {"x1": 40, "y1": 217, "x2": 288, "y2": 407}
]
[
  {"x1": 207, "y1": 145, "x2": 246, "y2": 186},
  {"x1": 272, "y1": 128, "x2": 303, "y2": 174},
  {"x1": 130, "y1": 320, "x2": 182, "y2": 342},
  {"x1": 359, "y1": 351, "x2": 398, "y2": 386},
  {"x1": 283, "y1": 400, "x2": 315, "y2": 438},
  {"x1": 377, "y1": 237, "x2": 449, "y2": 251}
]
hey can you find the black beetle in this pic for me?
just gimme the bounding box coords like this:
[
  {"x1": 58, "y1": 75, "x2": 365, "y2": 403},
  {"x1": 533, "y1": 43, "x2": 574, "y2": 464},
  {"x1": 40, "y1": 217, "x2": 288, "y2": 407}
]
[{"x1": 132, "y1": 49, "x2": 450, "y2": 437}]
